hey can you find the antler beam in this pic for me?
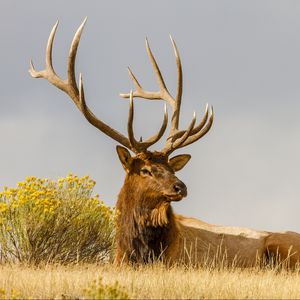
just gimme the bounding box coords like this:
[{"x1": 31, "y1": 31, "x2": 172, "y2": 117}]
[{"x1": 29, "y1": 19, "x2": 167, "y2": 154}]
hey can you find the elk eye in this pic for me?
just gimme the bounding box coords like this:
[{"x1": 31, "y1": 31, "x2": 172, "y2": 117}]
[{"x1": 140, "y1": 168, "x2": 152, "y2": 176}]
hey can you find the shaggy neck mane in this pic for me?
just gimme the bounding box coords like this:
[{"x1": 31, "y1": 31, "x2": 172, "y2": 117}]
[{"x1": 116, "y1": 177, "x2": 178, "y2": 263}]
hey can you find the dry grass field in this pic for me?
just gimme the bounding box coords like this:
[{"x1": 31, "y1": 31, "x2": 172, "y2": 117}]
[{"x1": 1, "y1": 263, "x2": 300, "y2": 299}]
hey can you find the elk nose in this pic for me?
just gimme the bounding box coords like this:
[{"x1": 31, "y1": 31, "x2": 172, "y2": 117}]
[{"x1": 173, "y1": 181, "x2": 187, "y2": 197}]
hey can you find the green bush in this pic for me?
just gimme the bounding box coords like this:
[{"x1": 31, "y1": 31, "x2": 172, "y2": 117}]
[{"x1": 0, "y1": 174, "x2": 115, "y2": 264}]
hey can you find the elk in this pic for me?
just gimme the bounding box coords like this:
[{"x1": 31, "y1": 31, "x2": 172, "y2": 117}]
[{"x1": 29, "y1": 19, "x2": 300, "y2": 267}]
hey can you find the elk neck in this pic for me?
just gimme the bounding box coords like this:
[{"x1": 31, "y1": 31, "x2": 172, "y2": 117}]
[{"x1": 116, "y1": 175, "x2": 179, "y2": 263}]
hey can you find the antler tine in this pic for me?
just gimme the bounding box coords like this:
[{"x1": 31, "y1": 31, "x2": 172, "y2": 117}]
[
  {"x1": 178, "y1": 106, "x2": 214, "y2": 149},
  {"x1": 192, "y1": 103, "x2": 209, "y2": 134},
  {"x1": 119, "y1": 67, "x2": 162, "y2": 100},
  {"x1": 169, "y1": 103, "x2": 209, "y2": 142},
  {"x1": 164, "y1": 105, "x2": 214, "y2": 154},
  {"x1": 163, "y1": 112, "x2": 196, "y2": 155},
  {"x1": 169, "y1": 35, "x2": 182, "y2": 132},
  {"x1": 29, "y1": 20, "x2": 58, "y2": 77},
  {"x1": 120, "y1": 38, "x2": 175, "y2": 106},
  {"x1": 29, "y1": 19, "x2": 81, "y2": 101},
  {"x1": 68, "y1": 17, "x2": 87, "y2": 94},
  {"x1": 145, "y1": 38, "x2": 174, "y2": 105},
  {"x1": 127, "y1": 91, "x2": 169, "y2": 153},
  {"x1": 127, "y1": 91, "x2": 140, "y2": 151},
  {"x1": 45, "y1": 20, "x2": 59, "y2": 72},
  {"x1": 127, "y1": 67, "x2": 142, "y2": 91},
  {"x1": 141, "y1": 103, "x2": 168, "y2": 148},
  {"x1": 29, "y1": 20, "x2": 63, "y2": 88}
]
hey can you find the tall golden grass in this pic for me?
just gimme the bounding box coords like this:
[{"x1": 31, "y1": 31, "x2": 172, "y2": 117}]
[{"x1": 0, "y1": 263, "x2": 300, "y2": 299}]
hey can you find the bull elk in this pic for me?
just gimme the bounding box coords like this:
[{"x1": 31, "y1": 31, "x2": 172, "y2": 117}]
[{"x1": 29, "y1": 19, "x2": 300, "y2": 267}]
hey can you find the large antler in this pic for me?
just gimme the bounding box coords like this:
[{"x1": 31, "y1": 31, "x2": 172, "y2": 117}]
[
  {"x1": 29, "y1": 18, "x2": 167, "y2": 154},
  {"x1": 120, "y1": 36, "x2": 214, "y2": 155}
]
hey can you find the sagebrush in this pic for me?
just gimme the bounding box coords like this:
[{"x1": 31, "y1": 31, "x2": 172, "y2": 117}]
[{"x1": 0, "y1": 174, "x2": 115, "y2": 264}]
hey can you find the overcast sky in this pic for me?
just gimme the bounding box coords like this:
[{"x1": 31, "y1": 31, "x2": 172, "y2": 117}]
[{"x1": 1, "y1": 1, "x2": 300, "y2": 232}]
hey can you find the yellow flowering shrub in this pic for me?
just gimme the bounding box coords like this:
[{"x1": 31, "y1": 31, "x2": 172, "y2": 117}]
[
  {"x1": 0, "y1": 288, "x2": 23, "y2": 300},
  {"x1": 83, "y1": 276, "x2": 129, "y2": 300},
  {"x1": 0, "y1": 174, "x2": 115, "y2": 264}
]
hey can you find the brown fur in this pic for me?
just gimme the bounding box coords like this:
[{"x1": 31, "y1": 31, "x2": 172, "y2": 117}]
[{"x1": 114, "y1": 148, "x2": 300, "y2": 267}]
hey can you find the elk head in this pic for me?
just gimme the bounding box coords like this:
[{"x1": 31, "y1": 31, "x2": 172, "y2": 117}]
[
  {"x1": 116, "y1": 147, "x2": 190, "y2": 208},
  {"x1": 29, "y1": 18, "x2": 214, "y2": 209}
]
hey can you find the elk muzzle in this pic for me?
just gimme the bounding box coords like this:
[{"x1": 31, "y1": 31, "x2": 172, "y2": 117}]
[{"x1": 164, "y1": 180, "x2": 187, "y2": 201}]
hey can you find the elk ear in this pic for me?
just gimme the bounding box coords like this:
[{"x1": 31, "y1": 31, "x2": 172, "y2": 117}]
[
  {"x1": 116, "y1": 146, "x2": 132, "y2": 172},
  {"x1": 169, "y1": 154, "x2": 191, "y2": 172}
]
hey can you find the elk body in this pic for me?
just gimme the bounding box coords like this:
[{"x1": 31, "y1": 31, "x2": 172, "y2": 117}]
[{"x1": 30, "y1": 19, "x2": 300, "y2": 267}]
